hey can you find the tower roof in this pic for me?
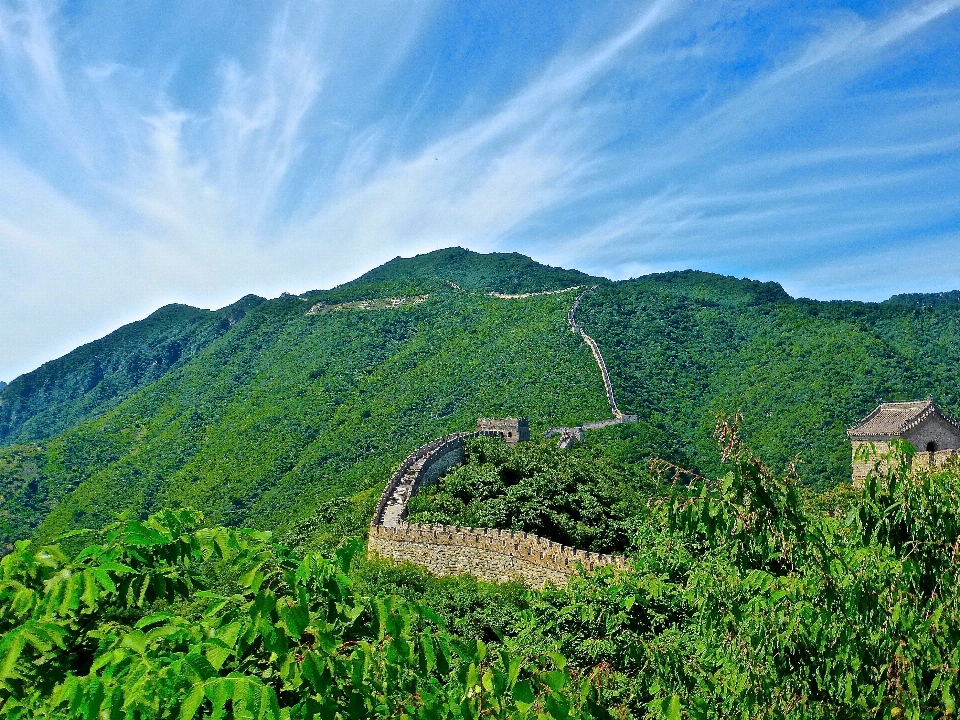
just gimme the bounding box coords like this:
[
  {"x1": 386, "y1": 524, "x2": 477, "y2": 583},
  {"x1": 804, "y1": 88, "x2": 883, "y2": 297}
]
[{"x1": 847, "y1": 399, "x2": 960, "y2": 440}]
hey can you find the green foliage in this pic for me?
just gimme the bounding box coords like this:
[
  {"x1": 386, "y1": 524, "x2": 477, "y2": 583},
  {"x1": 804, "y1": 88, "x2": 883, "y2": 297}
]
[
  {"x1": 407, "y1": 431, "x2": 671, "y2": 553},
  {"x1": 0, "y1": 296, "x2": 264, "y2": 447},
  {"x1": 576, "y1": 273, "x2": 960, "y2": 488},
  {"x1": 884, "y1": 290, "x2": 960, "y2": 308},
  {"x1": 338, "y1": 247, "x2": 598, "y2": 295},
  {"x1": 0, "y1": 509, "x2": 609, "y2": 719},
  {"x1": 0, "y1": 285, "x2": 612, "y2": 547},
  {"x1": 5, "y1": 250, "x2": 960, "y2": 549},
  {"x1": 2, "y1": 250, "x2": 960, "y2": 717},
  {"x1": 509, "y1": 417, "x2": 960, "y2": 717},
  {"x1": 6, "y1": 409, "x2": 960, "y2": 716}
]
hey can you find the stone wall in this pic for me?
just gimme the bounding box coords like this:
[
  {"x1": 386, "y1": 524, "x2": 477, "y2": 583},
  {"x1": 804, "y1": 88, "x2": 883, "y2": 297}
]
[
  {"x1": 902, "y1": 415, "x2": 960, "y2": 453},
  {"x1": 368, "y1": 421, "x2": 627, "y2": 586},
  {"x1": 851, "y1": 440, "x2": 893, "y2": 485},
  {"x1": 913, "y1": 448, "x2": 960, "y2": 471},
  {"x1": 852, "y1": 440, "x2": 960, "y2": 485},
  {"x1": 368, "y1": 523, "x2": 626, "y2": 589},
  {"x1": 476, "y1": 418, "x2": 530, "y2": 445},
  {"x1": 372, "y1": 431, "x2": 501, "y2": 527}
]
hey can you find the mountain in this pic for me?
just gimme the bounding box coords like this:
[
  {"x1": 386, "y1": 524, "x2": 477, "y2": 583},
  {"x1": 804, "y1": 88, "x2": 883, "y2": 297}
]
[
  {"x1": 884, "y1": 290, "x2": 960, "y2": 308},
  {"x1": 577, "y1": 272, "x2": 960, "y2": 485},
  {"x1": 0, "y1": 295, "x2": 264, "y2": 447},
  {"x1": 340, "y1": 246, "x2": 598, "y2": 294},
  {"x1": 0, "y1": 382, "x2": 6, "y2": 392},
  {"x1": 2, "y1": 248, "x2": 960, "y2": 551}
]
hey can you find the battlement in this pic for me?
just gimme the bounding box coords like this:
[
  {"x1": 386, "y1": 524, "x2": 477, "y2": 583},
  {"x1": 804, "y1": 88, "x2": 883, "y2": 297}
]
[
  {"x1": 476, "y1": 418, "x2": 530, "y2": 445},
  {"x1": 368, "y1": 522, "x2": 627, "y2": 588},
  {"x1": 368, "y1": 420, "x2": 627, "y2": 586},
  {"x1": 369, "y1": 523, "x2": 627, "y2": 574}
]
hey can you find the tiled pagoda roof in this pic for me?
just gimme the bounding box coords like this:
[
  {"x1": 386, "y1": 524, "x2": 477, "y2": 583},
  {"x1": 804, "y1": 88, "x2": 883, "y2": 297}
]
[{"x1": 847, "y1": 398, "x2": 960, "y2": 440}]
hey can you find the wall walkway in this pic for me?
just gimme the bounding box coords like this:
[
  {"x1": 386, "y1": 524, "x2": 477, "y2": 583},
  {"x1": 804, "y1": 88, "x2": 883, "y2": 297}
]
[
  {"x1": 366, "y1": 288, "x2": 632, "y2": 587},
  {"x1": 568, "y1": 286, "x2": 626, "y2": 420}
]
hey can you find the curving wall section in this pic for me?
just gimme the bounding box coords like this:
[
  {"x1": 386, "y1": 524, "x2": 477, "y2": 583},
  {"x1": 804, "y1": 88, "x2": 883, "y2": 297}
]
[
  {"x1": 568, "y1": 286, "x2": 624, "y2": 419},
  {"x1": 368, "y1": 426, "x2": 627, "y2": 588},
  {"x1": 366, "y1": 289, "x2": 632, "y2": 588}
]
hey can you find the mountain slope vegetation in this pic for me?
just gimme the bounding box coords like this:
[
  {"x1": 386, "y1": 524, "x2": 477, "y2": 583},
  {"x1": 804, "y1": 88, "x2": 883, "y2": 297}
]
[
  {"x1": 0, "y1": 295, "x2": 264, "y2": 447},
  {"x1": 0, "y1": 281, "x2": 613, "y2": 549},
  {"x1": 575, "y1": 271, "x2": 960, "y2": 488},
  {"x1": 1, "y1": 249, "x2": 959, "y2": 549},
  {"x1": 3, "y1": 248, "x2": 960, "y2": 718}
]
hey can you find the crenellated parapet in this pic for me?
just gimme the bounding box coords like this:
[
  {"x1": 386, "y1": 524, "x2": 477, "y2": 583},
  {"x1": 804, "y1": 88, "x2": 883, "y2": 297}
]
[
  {"x1": 367, "y1": 421, "x2": 628, "y2": 587},
  {"x1": 368, "y1": 522, "x2": 627, "y2": 589}
]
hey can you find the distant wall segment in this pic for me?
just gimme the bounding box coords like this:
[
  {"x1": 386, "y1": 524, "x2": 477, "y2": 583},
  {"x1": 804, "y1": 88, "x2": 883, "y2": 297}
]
[{"x1": 568, "y1": 286, "x2": 626, "y2": 420}]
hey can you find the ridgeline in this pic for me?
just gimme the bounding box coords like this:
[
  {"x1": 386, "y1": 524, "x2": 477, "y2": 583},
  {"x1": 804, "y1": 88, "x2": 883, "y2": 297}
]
[{"x1": 2, "y1": 248, "x2": 960, "y2": 551}]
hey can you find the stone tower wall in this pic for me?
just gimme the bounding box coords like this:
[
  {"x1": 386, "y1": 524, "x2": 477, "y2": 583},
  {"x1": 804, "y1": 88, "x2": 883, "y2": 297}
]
[
  {"x1": 902, "y1": 416, "x2": 960, "y2": 453},
  {"x1": 852, "y1": 438, "x2": 960, "y2": 485},
  {"x1": 476, "y1": 418, "x2": 530, "y2": 445}
]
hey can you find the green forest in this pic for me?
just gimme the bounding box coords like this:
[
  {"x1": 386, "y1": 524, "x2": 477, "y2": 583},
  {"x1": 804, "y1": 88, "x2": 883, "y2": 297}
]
[{"x1": 2, "y1": 247, "x2": 960, "y2": 717}]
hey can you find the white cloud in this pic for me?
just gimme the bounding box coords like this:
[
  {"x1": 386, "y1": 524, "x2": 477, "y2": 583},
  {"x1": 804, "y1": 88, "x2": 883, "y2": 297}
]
[{"x1": 0, "y1": 0, "x2": 959, "y2": 380}]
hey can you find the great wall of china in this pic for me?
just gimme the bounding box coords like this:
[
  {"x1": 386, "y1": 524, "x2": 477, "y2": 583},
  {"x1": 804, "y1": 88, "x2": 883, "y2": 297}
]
[{"x1": 367, "y1": 286, "x2": 632, "y2": 588}]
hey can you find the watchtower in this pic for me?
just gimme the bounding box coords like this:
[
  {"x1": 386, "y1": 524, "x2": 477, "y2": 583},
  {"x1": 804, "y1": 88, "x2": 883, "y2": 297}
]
[
  {"x1": 476, "y1": 417, "x2": 530, "y2": 446},
  {"x1": 847, "y1": 398, "x2": 960, "y2": 484}
]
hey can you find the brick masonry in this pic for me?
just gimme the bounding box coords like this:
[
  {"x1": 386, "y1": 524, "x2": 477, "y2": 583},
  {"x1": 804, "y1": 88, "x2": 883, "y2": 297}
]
[
  {"x1": 476, "y1": 418, "x2": 530, "y2": 445},
  {"x1": 852, "y1": 440, "x2": 960, "y2": 484},
  {"x1": 368, "y1": 524, "x2": 626, "y2": 589},
  {"x1": 368, "y1": 426, "x2": 627, "y2": 586}
]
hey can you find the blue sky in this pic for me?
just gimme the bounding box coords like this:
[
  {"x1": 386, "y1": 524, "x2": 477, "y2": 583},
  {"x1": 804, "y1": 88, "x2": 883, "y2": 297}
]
[{"x1": 1, "y1": 0, "x2": 959, "y2": 381}]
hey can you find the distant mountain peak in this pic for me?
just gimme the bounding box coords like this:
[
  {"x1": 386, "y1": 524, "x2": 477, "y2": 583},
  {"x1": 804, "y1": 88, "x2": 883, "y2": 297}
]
[
  {"x1": 884, "y1": 290, "x2": 960, "y2": 308},
  {"x1": 334, "y1": 247, "x2": 601, "y2": 295}
]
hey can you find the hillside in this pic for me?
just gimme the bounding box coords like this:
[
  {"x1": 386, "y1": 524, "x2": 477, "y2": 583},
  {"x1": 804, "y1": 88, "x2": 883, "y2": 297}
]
[
  {"x1": 0, "y1": 273, "x2": 615, "y2": 548},
  {"x1": 0, "y1": 295, "x2": 264, "y2": 446},
  {"x1": 1, "y1": 249, "x2": 960, "y2": 549},
  {"x1": 576, "y1": 272, "x2": 960, "y2": 487}
]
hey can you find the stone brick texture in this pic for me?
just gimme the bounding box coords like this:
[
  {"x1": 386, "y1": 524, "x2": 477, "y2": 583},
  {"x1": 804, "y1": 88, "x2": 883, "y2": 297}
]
[
  {"x1": 851, "y1": 414, "x2": 960, "y2": 484},
  {"x1": 368, "y1": 423, "x2": 626, "y2": 586},
  {"x1": 368, "y1": 524, "x2": 626, "y2": 589}
]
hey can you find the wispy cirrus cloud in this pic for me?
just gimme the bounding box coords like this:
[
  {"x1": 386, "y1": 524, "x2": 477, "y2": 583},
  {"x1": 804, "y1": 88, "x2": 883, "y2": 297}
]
[{"x1": 0, "y1": 0, "x2": 959, "y2": 380}]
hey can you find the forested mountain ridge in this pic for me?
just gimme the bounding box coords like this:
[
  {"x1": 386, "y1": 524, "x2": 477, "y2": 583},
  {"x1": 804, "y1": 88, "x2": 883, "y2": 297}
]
[
  {"x1": 0, "y1": 294, "x2": 264, "y2": 447},
  {"x1": 0, "y1": 248, "x2": 599, "y2": 452},
  {"x1": 576, "y1": 271, "x2": 960, "y2": 488},
  {"x1": 1, "y1": 248, "x2": 960, "y2": 550},
  {"x1": 338, "y1": 246, "x2": 600, "y2": 295},
  {"x1": 884, "y1": 289, "x2": 960, "y2": 308},
  {"x1": 5, "y1": 248, "x2": 960, "y2": 718},
  {"x1": 0, "y1": 279, "x2": 614, "y2": 549}
]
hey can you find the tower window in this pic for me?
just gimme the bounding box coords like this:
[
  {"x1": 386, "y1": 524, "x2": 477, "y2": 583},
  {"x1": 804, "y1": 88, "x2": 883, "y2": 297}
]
[{"x1": 927, "y1": 441, "x2": 937, "y2": 452}]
